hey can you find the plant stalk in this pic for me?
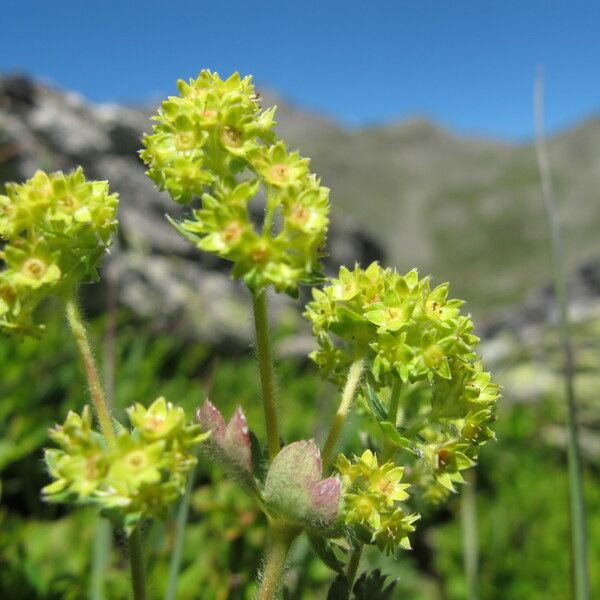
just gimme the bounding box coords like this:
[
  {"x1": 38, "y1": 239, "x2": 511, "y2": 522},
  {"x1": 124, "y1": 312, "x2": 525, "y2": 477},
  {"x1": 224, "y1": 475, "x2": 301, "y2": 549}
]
[
  {"x1": 128, "y1": 527, "x2": 147, "y2": 600},
  {"x1": 66, "y1": 296, "x2": 116, "y2": 448},
  {"x1": 321, "y1": 359, "x2": 364, "y2": 467},
  {"x1": 256, "y1": 524, "x2": 297, "y2": 600},
  {"x1": 346, "y1": 546, "x2": 363, "y2": 590},
  {"x1": 382, "y1": 379, "x2": 402, "y2": 461},
  {"x1": 252, "y1": 289, "x2": 280, "y2": 461},
  {"x1": 461, "y1": 469, "x2": 479, "y2": 600},
  {"x1": 534, "y1": 72, "x2": 590, "y2": 600}
]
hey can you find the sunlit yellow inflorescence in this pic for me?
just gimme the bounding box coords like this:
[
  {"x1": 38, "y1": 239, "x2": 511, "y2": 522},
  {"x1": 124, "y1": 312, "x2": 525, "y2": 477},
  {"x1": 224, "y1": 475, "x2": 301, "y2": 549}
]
[
  {"x1": 0, "y1": 169, "x2": 118, "y2": 334},
  {"x1": 141, "y1": 70, "x2": 329, "y2": 295},
  {"x1": 43, "y1": 397, "x2": 208, "y2": 533},
  {"x1": 335, "y1": 450, "x2": 419, "y2": 554},
  {"x1": 307, "y1": 263, "x2": 500, "y2": 503}
]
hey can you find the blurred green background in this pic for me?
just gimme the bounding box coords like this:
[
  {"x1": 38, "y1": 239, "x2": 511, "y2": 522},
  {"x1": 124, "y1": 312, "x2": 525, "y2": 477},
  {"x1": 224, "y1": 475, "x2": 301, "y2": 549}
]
[{"x1": 2, "y1": 3, "x2": 600, "y2": 597}]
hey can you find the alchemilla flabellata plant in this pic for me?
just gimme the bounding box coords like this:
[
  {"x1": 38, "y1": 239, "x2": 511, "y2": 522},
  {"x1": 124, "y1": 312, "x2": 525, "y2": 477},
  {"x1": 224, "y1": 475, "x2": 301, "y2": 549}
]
[{"x1": 0, "y1": 70, "x2": 500, "y2": 599}]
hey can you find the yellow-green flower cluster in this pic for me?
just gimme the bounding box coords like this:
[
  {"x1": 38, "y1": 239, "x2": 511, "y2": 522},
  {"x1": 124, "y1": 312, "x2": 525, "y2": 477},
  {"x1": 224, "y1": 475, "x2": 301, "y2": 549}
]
[
  {"x1": 141, "y1": 70, "x2": 329, "y2": 295},
  {"x1": 335, "y1": 450, "x2": 418, "y2": 554},
  {"x1": 410, "y1": 362, "x2": 500, "y2": 502},
  {"x1": 43, "y1": 397, "x2": 208, "y2": 533},
  {"x1": 305, "y1": 262, "x2": 477, "y2": 386},
  {"x1": 306, "y1": 263, "x2": 500, "y2": 503},
  {"x1": 0, "y1": 169, "x2": 118, "y2": 334}
]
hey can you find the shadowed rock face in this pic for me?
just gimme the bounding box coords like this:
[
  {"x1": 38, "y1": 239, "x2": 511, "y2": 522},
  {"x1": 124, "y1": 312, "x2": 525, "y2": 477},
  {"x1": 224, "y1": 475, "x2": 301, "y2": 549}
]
[{"x1": 0, "y1": 74, "x2": 384, "y2": 351}]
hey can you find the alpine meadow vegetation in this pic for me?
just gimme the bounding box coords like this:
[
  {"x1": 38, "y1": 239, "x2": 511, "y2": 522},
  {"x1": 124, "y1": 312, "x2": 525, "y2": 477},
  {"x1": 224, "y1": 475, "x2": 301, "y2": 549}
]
[{"x1": 0, "y1": 71, "x2": 500, "y2": 599}]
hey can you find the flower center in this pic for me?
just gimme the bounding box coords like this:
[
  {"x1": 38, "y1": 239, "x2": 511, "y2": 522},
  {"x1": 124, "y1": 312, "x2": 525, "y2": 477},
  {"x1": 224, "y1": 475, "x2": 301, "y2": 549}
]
[
  {"x1": 176, "y1": 132, "x2": 196, "y2": 151},
  {"x1": 21, "y1": 258, "x2": 47, "y2": 280},
  {"x1": 437, "y1": 449, "x2": 451, "y2": 469},
  {"x1": 426, "y1": 300, "x2": 444, "y2": 319},
  {"x1": 424, "y1": 345, "x2": 444, "y2": 369},
  {"x1": 290, "y1": 203, "x2": 310, "y2": 225},
  {"x1": 269, "y1": 164, "x2": 289, "y2": 182},
  {"x1": 221, "y1": 126, "x2": 242, "y2": 148},
  {"x1": 221, "y1": 221, "x2": 243, "y2": 245},
  {"x1": 147, "y1": 416, "x2": 166, "y2": 432},
  {"x1": 250, "y1": 242, "x2": 270, "y2": 263},
  {"x1": 126, "y1": 450, "x2": 147, "y2": 471}
]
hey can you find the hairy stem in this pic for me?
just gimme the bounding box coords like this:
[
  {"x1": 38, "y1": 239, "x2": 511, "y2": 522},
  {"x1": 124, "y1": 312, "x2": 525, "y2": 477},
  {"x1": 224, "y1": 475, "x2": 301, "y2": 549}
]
[
  {"x1": 346, "y1": 546, "x2": 363, "y2": 590},
  {"x1": 128, "y1": 527, "x2": 147, "y2": 600},
  {"x1": 382, "y1": 379, "x2": 402, "y2": 461},
  {"x1": 321, "y1": 359, "x2": 364, "y2": 467},
  {"x1": 252, "y1": 290, "x2": 280, "y2": 460},
  {"x1": 461, "y1": 469, "x2": 479, "y2": 600},
  {"x1": 534, "y1": 73, "x2": 590, "y2": 600},
  {"x1": 66, "y1": 296, "x2": 116, "y2": 448},
  {"x1": 256, "y1": 524, "x2": 297, "y2": 600}
]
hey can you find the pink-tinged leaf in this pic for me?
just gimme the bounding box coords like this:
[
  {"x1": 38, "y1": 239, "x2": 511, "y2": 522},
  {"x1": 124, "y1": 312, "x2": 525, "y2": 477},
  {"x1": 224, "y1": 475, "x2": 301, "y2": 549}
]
[
  {"x1": 274, "y1": 440, "x2": 322, "y2": 485},
  {"x1": 310, "y1": 477, "x2": 341, "y2": 525},
  {"x1": 264, "y1": 440, "x2": 340, "y2": 529},
  {"x1": 196, "y1": 399, "x2": 225, "y2": 441},
  {"x1": 223, "y1": 406, "x2": 252, "y2": 472}
]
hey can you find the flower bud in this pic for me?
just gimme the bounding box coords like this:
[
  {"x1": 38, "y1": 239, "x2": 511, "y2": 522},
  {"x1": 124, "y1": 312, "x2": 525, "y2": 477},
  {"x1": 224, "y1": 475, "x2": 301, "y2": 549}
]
[
  {"x1": 196, "y1": 400, "x2": 252, "y2": 473},
  {"x1": 263, "y1": 440, "x2": 341, "y2": 529}
]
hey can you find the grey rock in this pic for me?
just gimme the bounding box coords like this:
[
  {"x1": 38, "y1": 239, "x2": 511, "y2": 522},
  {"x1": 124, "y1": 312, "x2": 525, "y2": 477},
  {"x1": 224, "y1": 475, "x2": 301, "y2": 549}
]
[{"x1": 0, "y1": 74, "x2": 383, "y2": 350}]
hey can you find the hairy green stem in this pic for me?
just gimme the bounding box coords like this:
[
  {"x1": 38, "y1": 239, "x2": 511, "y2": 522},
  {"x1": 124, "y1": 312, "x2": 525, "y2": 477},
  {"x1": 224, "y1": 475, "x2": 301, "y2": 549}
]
[
  {"x1": 256, "y1": 524, "x2": 297, "y2": 600},
  {"x1": 382, "y1": 379, "x2": 402, "y2": 461},
  {"x1": 66, "y1": 297, "x2": 116, "y2": 448},
  {"x1": 128, "y1": 527, "x2": 147, "y2": 600},
  {"x1": 534, "y1": 73, "x2": 590, "y2": 600},
  {"x1": 461, "y1": 470, "x2": 479, "y2": 600},
  {"x1": 321, "y1": 359, "x2": 364, "y2": 468},
  {"x1": 252, "y1": 290, "x2": 280, "y2": 460},
  {"x1": 165, "y1": 464, "x2": 197, "y2": 600},
  {"x1": 346, "y1": 546, "x2": 363, "y2": 590}
]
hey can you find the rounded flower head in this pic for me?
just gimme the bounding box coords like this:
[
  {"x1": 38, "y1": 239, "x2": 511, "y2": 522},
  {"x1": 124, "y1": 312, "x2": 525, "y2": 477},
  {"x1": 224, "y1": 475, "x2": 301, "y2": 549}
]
[
  {"x1": 43, "y1": 398, "x2": 208, "y2": 534},
  {"x1": 0, "y1": 169, "x2": 118, "y2": 335},
  {"x1": 305, "y1": 263, "x2": 477, "y2": 386},
  {"x1": 335, "y1": 450, "x2": 418, "y2": 555},
  {"x1": 308, "y1": 264, "x2": 500, "y2": 504},
  {"x1": 141, "y1": 70, "x2": 329, "y2": 296}
]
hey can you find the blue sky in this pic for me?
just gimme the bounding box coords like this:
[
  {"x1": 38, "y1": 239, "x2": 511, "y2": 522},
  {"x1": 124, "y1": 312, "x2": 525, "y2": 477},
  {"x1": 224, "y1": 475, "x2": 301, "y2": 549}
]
[{"x1": 3, "y1": 1, "x2": 599, "y2": 140}]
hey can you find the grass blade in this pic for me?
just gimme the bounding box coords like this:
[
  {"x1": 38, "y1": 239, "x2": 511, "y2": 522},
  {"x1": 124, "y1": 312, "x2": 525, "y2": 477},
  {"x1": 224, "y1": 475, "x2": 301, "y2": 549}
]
[
  {"x1": 461, "y1": 469, "x2": 479, "y2": 600},
  {"x1": 164, "y1": 463, "x2": 197, "y2": 600},
  {"x1": 533, "y1": 71, "x2": 590, "y2": 600},
  {"x1": 90, "y1": 518, "x2": 112, "y2": 600}
]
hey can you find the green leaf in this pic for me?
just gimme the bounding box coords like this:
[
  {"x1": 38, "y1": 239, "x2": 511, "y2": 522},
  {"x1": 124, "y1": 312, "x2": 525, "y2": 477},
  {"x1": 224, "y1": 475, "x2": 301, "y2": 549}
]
[
  {"x1": 378, "y1": 421, "x2": 411, "y2": 449},
  {"x1": 249, "y1": 430, "x2": 268, "y2": 483},
  {"x1": 364, "y1": 384, "x2": 387, "y2": 422},
  {"x1": 352, "y1": 569, "x2": 397, "y2": 600},
  {"x1": 327, "y1": 574, "x2": 350, "y2": 600},
  {"x1": 165, "y1": 214, "x2": 203, "y2": 246},
  {"x1": 308, "y1": 533, "x2": 345, "y2": 574},
  {"x1": 378, "y1": 422, "x2": 421, "y2": 458}
]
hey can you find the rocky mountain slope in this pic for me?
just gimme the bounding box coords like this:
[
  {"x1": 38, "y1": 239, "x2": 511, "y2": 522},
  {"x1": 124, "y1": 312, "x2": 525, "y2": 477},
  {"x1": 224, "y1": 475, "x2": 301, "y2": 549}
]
[
  {"x1": 0, "y1": 75, "x2": 383, "y2": 348},
  {"x1": 262, "y1": 89, "x2": 600, "y2": 316},
  {"x1": 1, "y1": 74, "x2": 599, "y2": 341}
]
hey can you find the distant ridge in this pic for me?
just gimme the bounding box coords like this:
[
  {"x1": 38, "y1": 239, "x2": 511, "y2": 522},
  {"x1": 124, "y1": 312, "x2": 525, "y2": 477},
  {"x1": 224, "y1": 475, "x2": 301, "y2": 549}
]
[{"x1": 2, "y1": 73, "x2": 600, "y2": 321}]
